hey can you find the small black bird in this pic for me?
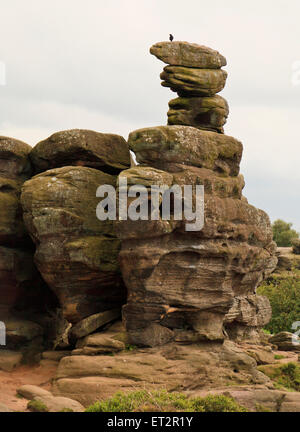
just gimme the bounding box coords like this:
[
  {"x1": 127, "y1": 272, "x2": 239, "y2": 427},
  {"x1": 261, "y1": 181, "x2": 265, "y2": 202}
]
[{"x1": 169, "y1": 34, "x2": 174, "y2": 42}]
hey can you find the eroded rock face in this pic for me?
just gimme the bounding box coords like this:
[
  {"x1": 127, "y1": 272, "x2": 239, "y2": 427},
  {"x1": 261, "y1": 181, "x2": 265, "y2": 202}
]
[
  {"x1": 30, "y1": 129, "x2": 130, "y2": 175},
  {"x1": 21, "y1": 166, "x2": 126, "y2": 324},
  {"x1": 116, "y1": 125, "x2": 277, "y2": 346},
  {"x1": 0, "y1": 137, "x2": 35, "y2": 316}
]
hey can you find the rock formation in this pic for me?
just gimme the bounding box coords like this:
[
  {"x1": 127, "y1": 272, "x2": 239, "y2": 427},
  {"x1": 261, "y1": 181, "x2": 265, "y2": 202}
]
[
  {"x1": 116, "y1": 41, "x2": 277, "y2": 347},
  {"x1": 21, "y1": 130, "x2": 131, "y2": 327},
  {"x1": 0, "y1": 137, "x2": 58, "y2": 362},
  {"x1": 150, "y1": 41, "x2": 229, "y2": 133}
]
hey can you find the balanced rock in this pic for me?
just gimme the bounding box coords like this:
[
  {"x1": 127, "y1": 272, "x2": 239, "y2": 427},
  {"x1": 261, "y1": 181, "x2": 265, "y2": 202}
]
[
  {"x1": 21, "y1": 166, "x2": 126, "y2": 324},
  {"x1": 150, "y1": 41, "x2": 227, "y2": 68},
  {"x1": 116, "y1": 124, "x2": 277, "y2": 346},
  {"x1": 168, "y1": 95, "x2": 229, "y2": 133},
  {"x1": 160, "y1": 66, "x2": 227, "y2": 97},
  {"x1": 150, "y1": 41, "x2": 228, "y2": 133},
  {"x1": 30, "y1": 129, "x2": 130, "y2": 174}
]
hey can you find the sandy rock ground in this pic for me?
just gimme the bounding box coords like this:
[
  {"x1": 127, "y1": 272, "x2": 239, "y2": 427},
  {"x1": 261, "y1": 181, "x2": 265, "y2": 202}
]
[{"x1": 0, "y1": 361, "x2": 57, "y2": 412}]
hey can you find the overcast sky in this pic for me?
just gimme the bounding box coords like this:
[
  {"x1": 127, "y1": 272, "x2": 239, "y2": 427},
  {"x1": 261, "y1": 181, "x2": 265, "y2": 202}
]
[{"x1": 0, "y1": 0, "x2": 299, "y2": 231}]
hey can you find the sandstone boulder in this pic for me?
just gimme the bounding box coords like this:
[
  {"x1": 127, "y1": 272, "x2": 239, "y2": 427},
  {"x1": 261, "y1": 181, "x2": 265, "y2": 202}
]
[
  {"x1": 0, "y1": 136, "x2": 32, "y2": 181},
  {"x1": 129, "y1": 125, "x2": 242, "y2": 175},
  {"x1": 0, "y1": 349, "x2": 23, "y2": 371},
  {"x1": 150, "y1": 41, "x2": 227, "y2": 68},
  {"x1": 28, "y1": 395, "x2": 84, "y2": 412},
  {"x1": 70, "y1": 308, "x2": 121, "y2": 339},
  {"x1": 17, "y1": 384, "x2": 51, "y2": 400},
  {"x1": 160, "y1": 66, "x2": 227, "y2": 96},
  {"x1": 168, "y1": 95, "x2": 229, "y2": 133},
  {"x1": 269, "y1": 332, "x2": 300, "y2": 352},
  {"x1": 30, "y1": 129, "x2": 130, "y2": 174},
  {"x1": 21, "y1": 166, "x2": 126, "y2": 324}
]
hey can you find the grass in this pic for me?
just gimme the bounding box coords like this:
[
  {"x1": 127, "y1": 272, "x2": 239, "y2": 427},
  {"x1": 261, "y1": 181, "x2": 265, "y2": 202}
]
[
  {"x1": 85, "y1": 389, "x2": 247, "y2": 412},
  {"x1": 27, "y1": 400, "x2": 49, "y2": 412},
  {"x1": 125, "y1": 344, "x2": 137, "y2": 351},
  {"x1": 258, "y1": 362, "x2": 300, "y2": 391},
  {"x1": 274, "y1": 354, "x2": 285, "y2": 360}
]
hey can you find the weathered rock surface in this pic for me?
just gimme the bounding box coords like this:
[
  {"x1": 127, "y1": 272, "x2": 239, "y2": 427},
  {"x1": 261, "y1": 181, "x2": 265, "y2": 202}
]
[
  {"x1": 21, "y1": 166, "x2": 126, "y2": 324},
  {"x1": 30, "y1": 129, "x2": 130, "y2": 174},
  {"x1": 0, "y1": 137, "x2": 48, "y2": 326},
  {"x1": 150, "y1": 41, "x2": 227, "y2": 68},
  {"x1": 0, "y1": 136, "x2": 32, "y2": 181},
  {"x1": 269, "y1": 332, "x2": 300, "y2": 352},
  {"x1": 28, "y1": 395, "x2": 84, "y2": 412},
  {"x1": 160, "y1": 66, "x2": 227, "y2": 97},
  {"x1": 225, "y1": 295, "x2": 272, "y2": 341},
  {"x1": 116, "y1": 125, "x2": 277, "y2": 346},
  {"x1": 73, "y1": 331, "x2": 125, "y2": 356},
  {"x1": 53, "y1": 340, "x2": 270, "y2": 406},
  {"x1": 168, "y1": 95, "x2": 229, "y2": 133},
  {"x1": 0, "y1": 350, "x2": 23, "y2": 371},
  {"x1": 70, "y1": 308, "x2": 121, "y2": 340},
  {"x1": 0, "y1": 247, "x2": 38, "y2": 312},
  {"x1": 129, "y1": 126, "x2": 242, "y2": 175},
  {"x1": 17, "y1": 384, "x2": 51, "y2": 400},
  {"x1": 292, "y1": 239, "x2": 300, "y2": 255},
  {"x1": 274, "y1": 247, "x2": 300, "y2": 271},
  {"x1": 42, "y1": 351, "x2": 71, "y2": 362},
  {"x1": 191, "y1": 387, "x2": 297, "y2": 412}
]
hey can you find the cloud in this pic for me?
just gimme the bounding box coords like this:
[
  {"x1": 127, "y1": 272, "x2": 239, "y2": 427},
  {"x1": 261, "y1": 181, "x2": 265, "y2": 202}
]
[{"x1": 0, "y1": 0, "x2": 299, "y2": 229}]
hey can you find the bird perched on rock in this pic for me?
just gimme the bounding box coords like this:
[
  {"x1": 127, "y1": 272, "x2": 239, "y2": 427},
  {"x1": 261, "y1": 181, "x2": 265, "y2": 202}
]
[{"x1": 169, "y1": 34, "x2": 174, "y2": 42}]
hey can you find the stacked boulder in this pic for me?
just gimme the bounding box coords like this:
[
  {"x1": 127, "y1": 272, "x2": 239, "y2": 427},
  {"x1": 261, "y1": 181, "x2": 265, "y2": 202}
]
[
  {"x1": 150, "y1": 41, "x2": 229, "y2": 133},
  {"x1": 21, "y1": 129, "x2": 131, "y2": 328},
  {"x1": 116, "y1": 42, "x2": 277, "y2": 346}
]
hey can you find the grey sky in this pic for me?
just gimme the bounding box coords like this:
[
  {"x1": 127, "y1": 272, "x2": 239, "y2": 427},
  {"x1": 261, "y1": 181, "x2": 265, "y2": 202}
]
[{"x1": 0, "y1": 0, "x2": 299, "y2": 230}]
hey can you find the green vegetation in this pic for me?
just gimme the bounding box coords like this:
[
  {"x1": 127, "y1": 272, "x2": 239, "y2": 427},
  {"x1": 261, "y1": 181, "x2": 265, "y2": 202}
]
[
  {"x1": 85, "y1": 389, "x2": 247, "y2": 412},
  {"x1": 27, "y1": 400, "x2": 49, "y2": 412},
  {"x1": 125, "y1": 344, "x2": 137, "y2": 351},
  {"x1": 274, "y1": 354, "x2": 285, "y2": 360},
  {"x1": 272, "y1": 219, "x2": 299, "y2": 247},
  {"x1": 258, "y1": 362, "x2": 300, "y2": 391},
  {"x1": 257, "y1": 271, "x2": 300, "y2": 333}
]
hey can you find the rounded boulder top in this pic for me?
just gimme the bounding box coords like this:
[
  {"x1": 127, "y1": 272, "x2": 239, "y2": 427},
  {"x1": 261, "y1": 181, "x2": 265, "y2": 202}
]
[
  {"x1": 150, "y1": 41, "x2": 227, "y2": 68},
  {"x1": 30, "y1": 129, "x2": 131, "y2": 175},
  {"x1": 0, "y1": 136, "x2": 32, "y2": 180}
]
